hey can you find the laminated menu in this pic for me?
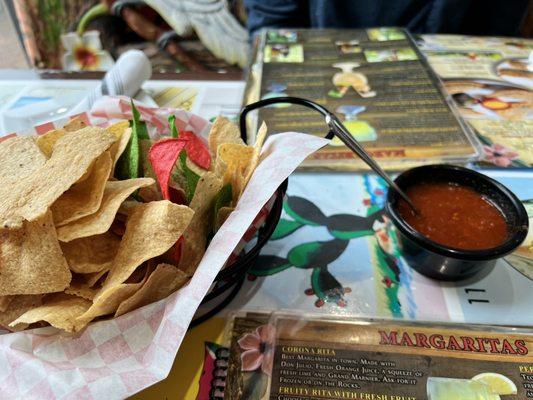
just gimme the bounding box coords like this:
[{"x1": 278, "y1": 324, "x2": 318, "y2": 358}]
[
  {"x1": 225, "y1": 313, "x2": 533, "y2": 399},
  {"x1": 418, "y1": 34, "x2": 533, "y2": 168},
  {"x1": 244, "y1": 28, "x2": 481, "y2": 171}
]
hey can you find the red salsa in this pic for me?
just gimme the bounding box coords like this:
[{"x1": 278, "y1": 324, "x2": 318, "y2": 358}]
[{"x1": 397, "y1": 182, "x2": 508, "y2": 250}]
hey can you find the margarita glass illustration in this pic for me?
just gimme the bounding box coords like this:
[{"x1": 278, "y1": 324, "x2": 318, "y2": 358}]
[
  {"x1": 328, "y1": 105, "x2": 377, "y2": 145},
  {"x1": 427, "y1": 373, "x2": 517, "y2": 400},
  {"x1": 329, "y1": 62, "x2": 376, "y2": 98}
]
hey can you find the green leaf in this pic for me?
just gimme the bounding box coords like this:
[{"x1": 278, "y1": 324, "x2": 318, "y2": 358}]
[
  {"x1": 77, "y1": 4, "x2": 109, "y2": 36},
  {"x1": 131, "y1": 100, "x2": 149, "y2": 140},
  {"x1": 115, "y1": 125, "x2": 140, "y2": 181},
  {"x1": 169, "y1": 115, "x2": 179, "y2": 138},
  {"x1": 168, "y1": 114, "x2": 200, "y2": 202},
  {"x1": 242, "y1": 371, "x2": 269, "y2": 399},
  {"x1": 179, "y1": 150, "x2": 200, "y2": 203},
  {"x1": 212, "y1": 183, "x2": 232, "y2": 225},
  {"x1": 115, "y1": 101, "x2": 151, "y2": 180}
]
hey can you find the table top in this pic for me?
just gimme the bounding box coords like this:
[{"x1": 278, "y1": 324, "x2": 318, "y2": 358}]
[{"x1": 0, "y1": 33, "x2": 531, "y2": 400}]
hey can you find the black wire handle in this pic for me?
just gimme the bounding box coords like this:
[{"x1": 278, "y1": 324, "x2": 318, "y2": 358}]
[
  {"x1": 240, "y1": 96, "x2": 335, "y2": 142},
  {"x1": 239, "y1": 96, "x2": 418, "y2": 213}
]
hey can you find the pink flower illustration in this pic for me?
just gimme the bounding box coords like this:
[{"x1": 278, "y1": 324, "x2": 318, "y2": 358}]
[
  {"x1": 483, "y1": 144, "x2": 519, "y2": 167},
  {"x1": 237, "y1": 324, "x2": 276, "y2": 376}
]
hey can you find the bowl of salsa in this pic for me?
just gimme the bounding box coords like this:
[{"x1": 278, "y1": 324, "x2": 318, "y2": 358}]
[{"x1": 385, "y1": 164, "x2": 529, "y2": 281}]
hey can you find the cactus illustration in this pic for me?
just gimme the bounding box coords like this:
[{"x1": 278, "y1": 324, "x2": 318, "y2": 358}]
[{"x1": 249, "y1": 192, "x2": 403, "y2": 309}]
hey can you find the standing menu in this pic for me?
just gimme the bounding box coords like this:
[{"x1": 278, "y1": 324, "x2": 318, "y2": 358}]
[
  {"x1": 244, "y1": 28, "x2": 480, "y2": 170},
  {"x1": 419, "y1": 34, "x2": 533, "y2": 168},
  {"x1": 225, "y1": 313, "x2": 533, "y2": 399}
]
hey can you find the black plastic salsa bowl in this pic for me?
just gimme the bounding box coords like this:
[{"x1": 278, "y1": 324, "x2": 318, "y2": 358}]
[{"x1": 385, "y1": 165, "x2": 529, "y2": 281}]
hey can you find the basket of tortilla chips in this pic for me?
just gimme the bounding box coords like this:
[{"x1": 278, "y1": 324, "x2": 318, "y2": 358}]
[
  {"x1": 0, "y1": 96, "x2": 328, "y2": 399},
  {"x1": 0, "y1": 98, "x2": 285, "y2": 333}
]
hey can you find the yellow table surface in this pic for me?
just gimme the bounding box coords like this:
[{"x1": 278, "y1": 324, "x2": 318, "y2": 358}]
[{"x1": 131, "y1": 317, "x2": 227, "y2": 400}]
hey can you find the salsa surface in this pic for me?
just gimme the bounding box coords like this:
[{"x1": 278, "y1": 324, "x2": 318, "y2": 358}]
[{"x1": 397, "y1": 182, "x2": 508, "y2": 250}]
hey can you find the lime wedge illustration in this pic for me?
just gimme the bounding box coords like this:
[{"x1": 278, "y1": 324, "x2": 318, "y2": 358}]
[
  {"x1": 427, "y1": 377, "x2": 503, "y2": 399},
  {"x1": 472, "y1": 373, "x2": 517, "y2": 395}
]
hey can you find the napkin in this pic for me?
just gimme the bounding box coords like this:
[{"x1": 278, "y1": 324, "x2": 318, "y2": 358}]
[{"x1": 69, "y1": 50, "x2": 152, "y2": 115}]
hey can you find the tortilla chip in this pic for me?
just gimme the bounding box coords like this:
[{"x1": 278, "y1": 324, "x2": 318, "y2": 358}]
[
  {"x1": 0, "y1": 127, "x2": 117, "y2": 229},
  {"x1": 186, "y1": 157, "x2": 208, "y2": 178},
  {"x1": 118, "y1": 199, "x2": 142, "y2": 216},
  {"x1": 36, "y1": 128, "x2": 67, "y2": 158},
  {"x1": 139, "y1": 139, "x2": 155, "y2": 178},
  {"x1": 79, "y1": 286, "x2": 140, "y2": 329},
  {"x1": 61, "y1": 232, "x2": 121, "y2": 274},
  {"x1": 51, "y1": 151, "x2": 112, "y2": 226},
  {"x1": 106, "y1": 120, "x2": 130, "y2": 140},
  {"x1": 242, "y1": 122, "x2": 267, "y2": 192},
  {"x1": 10, "y1": 293, "x2": 91, "y2": 333},
  {"x1": 125, "y1": 262, "x2": 155, "y2": 284},
  {"x1": 115, "y1": 263, "x2": 189, "y2": 317},
  {"x1": 190, "y1": 168, "x2": 225, "y2": 214},
  {"x1": 177, "y1": 224, "x2": 206, "y2": 276},
  {"x1": 56, "y1": 177, "x2": 154, "y2": 242},
  {"x1": 178, "y1": 168, "x2": 224, "y2": 275},
  {"x1": 0, "y1": 296, "x2": 13, "y2": 312},
  {"x1": 167, "y1": 185, "x2": 187, "y2": 204},
  {"x1": 65, "y1": 282, "x2": 98, "y2": 301},
  {"x1": 217, "y1": 142, "x2": 254, "y2": 201},
  {"x1": 0, "y1": 136, "x2": 46, "y2": 181},
  {"x1": 83, "y1": 269, "x2": 109, "y2": 288},
  {"x1": 76, "y1": 164, "x2": 94, "y2": 184},
  {"x1": 104, "y1": 200, "x2": 194, "y2": 286},
  {"x1": 215, "y1": 206, "x2": 234, "y2": 230},
  {"x1": 0, "y1": 295, "x2": 43, "y2": 331},
  {"x1": 63, "y1": 117, "x2": 87, "y2": 132},
  {"x1": 107, "y1": 121, "x2": 132, "y2": 171},
  {"x1": 112, "y1": 128, "x2": 132, "y2": 168},
  {"x1": 135, "y1": 140, "x2": 162, "y2": 202},
  {"x1": 0, "y1": 212, "x2": 71, "y2": 296},
  {"x1": 208, "y1": 116, "x2": 244, "y2": 160},
  {"x1": 75, "y1": 267, "x2": 152, "y2": 330}
]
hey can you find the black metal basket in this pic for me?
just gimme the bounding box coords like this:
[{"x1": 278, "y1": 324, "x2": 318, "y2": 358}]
[{"x1": 190, "y1": 179, "x2": 288, "y2": 327}]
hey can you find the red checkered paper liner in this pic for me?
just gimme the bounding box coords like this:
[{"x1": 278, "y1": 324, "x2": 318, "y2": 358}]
[
  {"x1": 1, "y1": 96, "x2": 211, "y2": 141},
  {"x1": 0, "y1": 97, "x2": 329, "y2": 399}
]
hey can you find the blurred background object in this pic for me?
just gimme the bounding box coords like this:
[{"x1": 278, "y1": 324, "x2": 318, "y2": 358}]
[
  {"x1": 244, "y1": 0, "x2": 531, "y2": 39},
  {"x1": 0, "y1": 0, "x2": 29, "y2": 68},
  {"x1": 523, "y1": 4, "x2": 533, "y2": 38},
  {"x1": 4, "y1": 0, "x2": 247, "y2": 72},
  {"x1": 1, "y1": 0, "x2": 531, "y2": 71}
]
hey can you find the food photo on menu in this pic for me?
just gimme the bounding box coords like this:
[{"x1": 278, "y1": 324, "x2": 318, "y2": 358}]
[{"x1": 0, "y1": 1, "x2": 531, "y2": 399}]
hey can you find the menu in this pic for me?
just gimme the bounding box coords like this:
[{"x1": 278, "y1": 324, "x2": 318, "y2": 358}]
[
  {"x1": 244, "y1": 28, "x2": 480, "y2": 171},
  {"x1": 225, "y1": 313, "x2": 533, "y2": 399},
  {"x1": 419, "y1": 34, "x2": 533, "y2": 168}
]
